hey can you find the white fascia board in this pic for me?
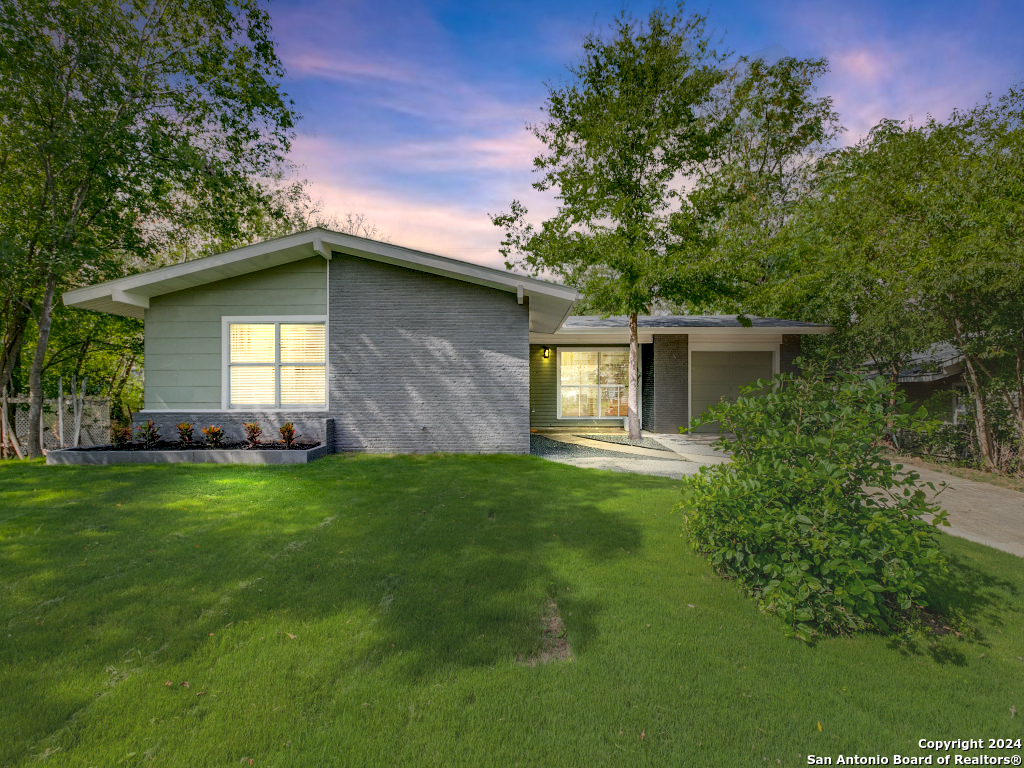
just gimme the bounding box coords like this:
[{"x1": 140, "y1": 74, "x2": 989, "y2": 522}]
[
  {"x1": 62, "y1": 228, "x2": 578, "y2": 328},
  {"x1": 533, "y1": 326, "x2": 828, "y2": 344},
  {"x1": 311, "y1": 232, "x2": 332, "y2": 260},
  {"x1": 530, "y1": 332, "x2": 655, "y2": 345},
  {"x1": 63, "y1": 234, "x2": 322, "y2": 317},
  {"x1": 111, "y1": 289, "x2": 149, "y2": 309},
  {"x1": 318, "y1": 232, "x2": 577, "y2": 303}
]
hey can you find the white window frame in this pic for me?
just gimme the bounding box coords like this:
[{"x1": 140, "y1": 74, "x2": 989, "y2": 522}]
[
  {"x1": 687, "y1": 341, "x2": 780, "y2": 430},
  {"x1": 555, "y1": 346, "x2": 638, "y2": 422},
  {"x1": 221, "y1": 315, "x2": 329, "y2": 410}
]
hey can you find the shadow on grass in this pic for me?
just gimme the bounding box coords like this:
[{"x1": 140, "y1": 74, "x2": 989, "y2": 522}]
[
  {"x1": 883, "y1": 535, "x2": 1022, "y2": 666},
  {"x1": 0, "y1": 453, "x2": 658, "y2": 756}
]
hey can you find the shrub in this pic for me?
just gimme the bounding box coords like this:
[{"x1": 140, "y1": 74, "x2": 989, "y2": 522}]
[
  {"x1": 242, "y1": 421, "x2": 262, "y2": 448},
  {"x1": 279, "y1": 422, "x2": 296, "y2": 449},
  {"x1": 201, "y1": 425, "x2": 224, "y2": 447},
  {"x1": 111, "y1": 424, "x2": 132, "y2": 448},
  {"x1": 176, "y1": 421, "x2": 194, "y2": 445},
  {"x1": 678, "y1": 363, "x2": 950, "y2": 640},
  {"x1": 135, "y1": 419, "x2": 161, "y2": 449}
]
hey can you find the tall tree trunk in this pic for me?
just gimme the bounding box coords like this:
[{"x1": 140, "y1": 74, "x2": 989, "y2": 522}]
[
  {"x1": 26, "y1": 274, "x2": 58, "y2": 458},
  {"x1": 0, "y1": 303, "x2": 30, "y2": 394},
  {"x1": 961, "y1": 352, "x2": 996, "y2": 472},
  {"x1": 628, "y1": 311, "x2": 640, "y2": 440}
]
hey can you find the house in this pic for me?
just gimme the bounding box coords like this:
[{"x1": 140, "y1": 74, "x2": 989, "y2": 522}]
[
  {"x1": 883, "y1": 343, "x2": 966, "y2": 423},
  {"x1": 62, "y1": 228, "x2": 832, "y2": 452}
]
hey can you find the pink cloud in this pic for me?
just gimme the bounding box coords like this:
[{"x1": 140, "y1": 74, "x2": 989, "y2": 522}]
[
  {"x1": 285, "y1": 52, "x2": 423, "y2": 87},
  {"x1": 776, "y1": 4, "x2": 1018, "y2": 146},
  {"x1": 372, "y1": 130, "x2": 544, "y2": 172},
  {"x1": 823, "y1": 43, "x2": 994, "y2": 144},
  {"x1": 288, "y1": 134, "x2": 559, "y2": 271}
]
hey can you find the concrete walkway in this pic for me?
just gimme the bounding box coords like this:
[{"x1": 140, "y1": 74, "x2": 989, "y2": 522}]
[
  {"x1": 906, "y1": 464, "x2": 1024, "y2": 558},
  {"x1": 530, "y1": 432, "x2": 700, "y2": 479}
]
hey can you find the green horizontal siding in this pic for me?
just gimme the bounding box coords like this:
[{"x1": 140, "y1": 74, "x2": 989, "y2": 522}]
[
  {"x1": 529, "y1": 344, "x2": 631, "y2": 429},
  {"x1": 144, "y1": 257, "x2": 327, "y2": 409}
]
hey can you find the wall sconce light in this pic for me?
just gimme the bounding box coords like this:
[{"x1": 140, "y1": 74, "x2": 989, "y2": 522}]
[{"x1": 542, "y1": 347, "x2": 551, "y2": 359}]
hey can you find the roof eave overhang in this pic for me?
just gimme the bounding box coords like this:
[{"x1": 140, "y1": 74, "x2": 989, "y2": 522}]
[
  {"x1": 62, "y1": 228, "x2": 578, "y2": 333},
  {"x1": 543, "y1": 325, "x2": 834, "y2": 336}
]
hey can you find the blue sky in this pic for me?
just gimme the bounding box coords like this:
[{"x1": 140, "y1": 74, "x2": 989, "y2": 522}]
[{"x1": 270, "y1": 0, "x2": 1024, "y2": 268}]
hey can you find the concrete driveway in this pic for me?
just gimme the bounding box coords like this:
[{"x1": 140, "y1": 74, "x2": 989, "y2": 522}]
[
  {"x1": 906, "y1": 463, "x2": 1024, "y2": 558},
  {"x1": 532, "y1": 431, "x2": 1024, "y2": 558}
]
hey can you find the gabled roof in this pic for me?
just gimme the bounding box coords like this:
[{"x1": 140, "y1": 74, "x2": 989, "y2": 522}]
[
  {"x1": 62, "y1": 228, "x2": 579, "y2": 333},
  {"x1": 561, "y1": 315, "x2": 833, "y2": 333}
]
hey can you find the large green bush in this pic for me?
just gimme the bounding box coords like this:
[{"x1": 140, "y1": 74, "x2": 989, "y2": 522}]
[{"x1": 679, "y1": 367, "x2": 949, "y2": 639}]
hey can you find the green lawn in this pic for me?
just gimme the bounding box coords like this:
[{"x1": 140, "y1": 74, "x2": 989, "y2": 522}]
[{"x1": 1, "y1": 454, "x2": 1022, "y2": 767}]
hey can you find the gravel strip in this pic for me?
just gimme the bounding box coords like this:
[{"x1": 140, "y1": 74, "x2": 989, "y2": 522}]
[{"x1": 530, "y1": 434, "x2": 655, "y2": 461}]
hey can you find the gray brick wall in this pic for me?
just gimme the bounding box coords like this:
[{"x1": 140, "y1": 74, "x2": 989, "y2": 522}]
[
  {"x1": 781, "y1": 334, "x2": 802, "y2": 375},
  {"x1": 328, "y1": 254, "x2": 530, "y2": 453},
  {"x1": 652, "y1": 335, "x2": 688, "y2": 433}
]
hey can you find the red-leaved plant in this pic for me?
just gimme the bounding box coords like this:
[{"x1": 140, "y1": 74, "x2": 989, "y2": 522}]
[
  {"x1": 242, "y1": 421, "x2": 262, "y2": 448},
  {"x1": 177, "y1": 421, "x2": 194, "y2": 445},
  {"x1": 201, "y1": 425, "x2": 224, "y2": 447},
  {"x1": 136, "y1": 419, "x2": 161, "y2": 449},
  {"x1": 112, "y1": 424, "x2": 132, "y2": 448},
  {"x1": 279, "y1": 422, "x2": 296, "y2": 449}
]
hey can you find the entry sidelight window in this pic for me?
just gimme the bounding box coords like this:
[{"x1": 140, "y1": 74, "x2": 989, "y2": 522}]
[
  {"x1": 558, "y1": 348, "x2": 629, "y2": 418},
  {"x1": 227, "y1": 322, "x2": 326, "y2": 407}
]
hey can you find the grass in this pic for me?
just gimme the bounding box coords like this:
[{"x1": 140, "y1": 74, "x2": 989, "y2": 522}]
[{"x1": 1, "y1": 454, "x2": 1022, "y2": 767}]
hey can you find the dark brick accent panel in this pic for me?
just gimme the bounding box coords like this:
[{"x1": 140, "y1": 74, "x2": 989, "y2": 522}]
[
  {"x1": 641, "y1": 342, "x2": 654, "y2": 430},
  {"x1": 781, "y1": 334, "x2": 802, "y2": 375},
  {"x1": 652, "y1": 334, "x2": 689, "y2": 433}
]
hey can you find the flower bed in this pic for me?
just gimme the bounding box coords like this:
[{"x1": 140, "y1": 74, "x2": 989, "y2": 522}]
[{"x1": 46, "y1": 440, "x2": 332, "y2": 466}]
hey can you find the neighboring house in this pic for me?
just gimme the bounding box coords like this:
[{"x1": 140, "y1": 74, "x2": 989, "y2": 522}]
[
  {"x1": 63, "y1": 228, "x2": 832, "y2": 452},
  {"x1": 871, "y1": 343, "x2": 966, "y2": 423}
]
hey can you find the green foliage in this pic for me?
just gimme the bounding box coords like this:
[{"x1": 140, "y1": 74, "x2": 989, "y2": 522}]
[
  {"x1": 242, "y1": 421, "x2": 262, "y2": 448},
  {"x1": 492, "y1": 4, "x2": 730, "y2": 313},
  {"x1": 678, "y1": 364, "x2": 950, "y2": 639},
  {"x1": 176, "y1": 422, "x2": 194, "y2": 446},
  {"x1": 491, "y1": 3, "x2": 731, "y2": 437},
  {"x1": 279, "y1": 422, "x2": 296, "y2": 449},
  {"x1": 135, "y1": 419, "x2": 161, "y2": 449},
  {"x1": 201, "y1": 425, "x2": 224, "y2": 448},
  {"x1": 748, "y1": 86, "x2": 1024, "y2": 471},
  {"x1": 686, "y1": 55, "x2": 842, "y2": 310},
  {"x1": 111, "y1": 424, "x2": 132, "y2": 448},
  {"x1": 0, "y1": 0, "x2": 300, "y2": 455}
]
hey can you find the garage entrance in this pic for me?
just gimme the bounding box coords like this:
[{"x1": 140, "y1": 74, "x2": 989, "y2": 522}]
[{"x1": 689, "y1": 351, "x2": 774, "y2": 433}]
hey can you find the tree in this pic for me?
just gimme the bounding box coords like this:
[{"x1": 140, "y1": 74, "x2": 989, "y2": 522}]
[
  {"x1": 0, "y1": 0, "x2": 299, "y2": 456},
  {"x1": 749, "y1": 120, "x2": 944, "y2": 381},
  {"x1": 492, "y1": 3, "x2": 729, "y2": 438},
  {"x1": 765, "y1": 90, "x2": 1024, "y2": 472},
  {"x1": 686, "y1": 55, "x2": 843, "y2": 303}
]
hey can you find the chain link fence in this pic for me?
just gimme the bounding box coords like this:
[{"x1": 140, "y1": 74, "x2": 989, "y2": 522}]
[{"x1": 2, "y1": 397, "x2": 110, "y2": 456}]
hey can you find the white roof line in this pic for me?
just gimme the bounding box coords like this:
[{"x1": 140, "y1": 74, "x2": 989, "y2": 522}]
[{"x1": 63, "y1": 228, "x2": 578, "y2": 308}]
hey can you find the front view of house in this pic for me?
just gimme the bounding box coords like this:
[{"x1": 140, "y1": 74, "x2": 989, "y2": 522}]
[{"x1": 63, "y1": 229, "x2": 831, "y2": 452}]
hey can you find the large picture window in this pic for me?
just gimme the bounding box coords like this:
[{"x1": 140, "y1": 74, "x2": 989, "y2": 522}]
[
  {"x1": 558, "y1": 348, "x2": 629, "y2": 418},
  {"x1": 226, "y1": 321, "x2": 326, "y2": 408}
]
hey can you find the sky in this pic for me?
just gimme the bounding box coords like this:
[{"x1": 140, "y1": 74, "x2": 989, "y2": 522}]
[{"x1": 269, "y1": 0, "x2": 1024, "y2": 269}]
